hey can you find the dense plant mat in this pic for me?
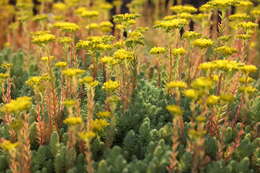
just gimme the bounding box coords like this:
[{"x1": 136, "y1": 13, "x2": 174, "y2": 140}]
[{"x1": 0, "y1": 0, "x2": 260, "y2": 173}]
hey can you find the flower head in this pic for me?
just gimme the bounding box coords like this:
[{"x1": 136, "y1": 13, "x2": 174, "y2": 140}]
[
  {"x1": 0, "y1": 140, "x2": 18, "y2": 151},
  {"x1": 166, "y1": 81, "x2": 187, "y2": 89},
  {"x1": 166, "y1": 105, "x2": 183, "y2": 116},
  {"x1": 0, "y1": 96, "x2": 32, "y2": 114},
  {"x1": 103, "y1": 80, "x2": 120, "y2": 92},
  {"x1": 150, "y1": 47, "x2": 167, "y2": 55},
  {"x1": 63, "y1": 117, "x2": 83, "y2": 125},
  {"x1": 192, "y1": 38, "x2": 214, "y2": 48},
  {"x1": 62, "y1": 68, "x2": 85, "y2": 77},
  {"x1": 53, "y1": 22, "x2": 80, "y2": 32}
]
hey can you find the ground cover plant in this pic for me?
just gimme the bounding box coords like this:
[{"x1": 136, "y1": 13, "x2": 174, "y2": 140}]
[{"x1": 0, "y1": 0, "x2": 260, "y2": 172}]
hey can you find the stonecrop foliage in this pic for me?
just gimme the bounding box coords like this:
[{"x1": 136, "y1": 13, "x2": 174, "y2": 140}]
[{"x1": 0, "y1": 0, "x2": 260, "y2": 173}]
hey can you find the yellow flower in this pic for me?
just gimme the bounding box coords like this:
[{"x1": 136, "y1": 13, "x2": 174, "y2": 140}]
[
  {"x1": 239, "y1": 77, "x2": 255, "y2": 83},
  {"x1": 237, "y1": 22, "x2": 258, "y2": 30},
  {"x1": 191, "y1": 77, "x2": 214, "y2": 89},
  {"x1": 240, "y1": 65, "x2": 257, "y2": 73},
  {"x1": 100, "y1": 56, "x2": 118, "y2": 65},
  {"x1": 86, "y1": 23, "x2": 99, "y2": 30},
  {"x1": 0, "y1": 140, "x2": 18, "y2": 151},
  {"x1": 91, "y1": 119, "x2": 109, "y2": 131},
  {"x1": 150, "y1": 47, "x2": 167, "y2": 54},
  {"x1": 196, "y1": 115, "x2": 206, "y2": 122},
  {"x1": 229, "y1": 13, "x2": 250, "y2": 21},
  {"x1": 214, "y1": 46, "x2": 237, "y2": 57},
  {"x1": 41, "y1": 56, "x2": 54, "y2": 62},
  {"x1": 170, "y1": 5, "x2": 197, "y2": 13},
  {"x1": 79, "y1": 131, "x2": 96, "y2": 141},
  {"x1": 63, "y1": 117, "x2": 82, "y2": 125},
  {"x1": 177, "y1": 12, "x2": 193, "y2": 20},
  {"x1": 166, "y1": 81, "x2": 187, "y2": 89},
  {"x1": 63, "y1": 99, "x2": 77, "y2": 107},
  {"x1": 172, "y1": 48, "x2": 186, "y2": 56},
  {"x1": 26, "y1": 75, "x2": 50, "y2": 89},
  {"x1": 209, "y1": 0, "x2": 236, "y2": 9},
  {"x1": 113, "y1": 49, "x2": 134, "y2": 61},
  {"x1": 0, "y1": 73, "x2": 9, "y2": 80},
  {"x1": 188, "y1": 129, "x2": 206, "y2": 140},
  {"x1": 220, "y1": 93, "x2": 235, "y2": 103},
  {"x1": 53, "y1": 22, "x2": 80, "y2": 32},
  {"x1": 154, "y1": 19, "x2": 188, "y2": 31},
  {"x1": 1, "y1": 63, "x2": 13, "y2": 70},
  {"x1": 239, "y1": 86, "x2": 257, "y2": 94},
  {"x1": 96, "y1": 111, "x2": 112, "y2": 118},
  {"x1": 183, "y1": 89, "x2": 198, "y2": 99},
  {"x1": 79, "y1": 76, "x2": 99, "y2": 88},
  {"x1": 103, "y1": 80, "x2": 120, "y2": 92},
  {"x1": 55, "y1": 61, "x2": 67, "y2": 68},
  {"x1": 32, "y1": 14, "x2": 48, "y2": 22},
  {"x1": 0, "y1": 96, "x2": 32, "y2": 113},
  {"x1": 182, "y1": 31, "x2": 201, "y2": 40},
  {"x1": 80, "y1": 10, "x2": 99, "y2": 18},
  {"x1": 58, "y1": 37, "x2": 73, "y2": 44},
  {"x1": 206, "y1": 95, "x2": 220, "y2": 105},
  {"x1": 166, "y1": 105, "x2": 183, "y2": 116},
  {"x1": 62, "y1": 68, "x2": 85, "y2": 77},
  {"x1": 32, "y1": 33, "x2": 55, "y2": 45},
  {"x1": 53, "y1": 2, "x2": 67, "y2": 11},
  {"x1": 192, "y1": 38, "x2": 214, "y2": 48}
]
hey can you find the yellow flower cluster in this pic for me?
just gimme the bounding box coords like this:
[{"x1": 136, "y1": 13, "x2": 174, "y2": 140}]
[
  {"x1": 209, "y1": 0, "x2": 237, "y2": 9},
  {"x1": 55, "y1": 61, "x2": 67, "y2": 68},
  {"x1": 154, "y1": 19, "x2": 189, "y2": 32},
  {"x1": 192, "y1": 38, "x2": 214, "y2": 48},
  {"x1": 63, "y1": 99, "x2": 76, "y2": 107},
  {"x1": 32, "y1": 33, "x2": 55, "y2": 45},
  {"x1": 166, "y1": 81, "x2": 187, "y2": 89},
  {"x1": 150, "y1": 47, "x2": 167, "y2": 55},
  {"x1": 58, "y1": 37, "x2": 73, "y2": 45},
  {"x1": 62, "y1": 68, "x2": 85, "y2": 77},
  {"x1": 63, "y1": 117, "x2": 83, "y2": 125},
  {"x1": 239, "y1": 86, "x2": 257, "y2": 94},
  {"x1": 100, "y1": 56, "x2": 118, "y2": 65},
  {"x1": 53, "y1": 2, "x2": 67, "y2": 11},
  {"x1": 191, "y1": 77, "x2": 214, "y2": 89},
  {"x1": 102, "y1": 80, "x2": 120, "y2": 92},
  {"x1": 183, "y1": 89, "x2": 199, "y2": 100},
  {"x1": 0, "y1": 96, "x2": 32, "y2": 114},
  {"x1": 229, "y1": 13, "x2": 250, "y2": 21},
  {"x1": 206, "y1": 95, "x2": 220, "y2": 105},
  {"x1": 96, "y1": 111, "x2": 112, "y2": 118},
  {"x1": 53, "y1": 22, "x2": 80, "y2": 32},
  {"x1": 113, "y1": 49, "x2": 134, "y2": 61},
  {"x1": 198, "y1": 60, "x2": 246, "y2": 72},
  {"x1": 75, "y1": 8, "x2": 99, "y2": 18},
  {"x1": 177, "y1": 12, "x2": 193, "y2": 20},
  {"x1": 0, "y1": 73, "x2": 9, "y2": 80},
  {"x1": 79, "y1": 76, "x2": 99, "y2": 88},
  {"x1": 166, "y1": 105, "x2": 183, "y2": 116},
  {"x1": 214, "y1": 46, "x2": 237, "y2": 57},
  {"x1": 182, "y1": 31, "x2": 201, "y2": 40},
  {"x1": 113, "y1": 13, "x2": 140, "y2": 24},
  {"x1": 32, "y1": 14, "x2": 48, "y2": 22},
  {"x1": 26, "y1": 75, "x2": 50, "y2": 89},
  {"x1": 237, "y1": 22, "x2": 258, "y2": 30},
  {"x1": 0, "y1": 140, "x2": 18, "y2": 151},
  {"x1": 79, "y1": 131, "x2": 96, "y2": 141},
  {"x1": 170, "y1": 5, "x2": 197, "y2": 14},
  {"x1": 91, "y1": 119, "x2": 109, "y2": 131},
  {"x1": 41, "y1": 56, "x2": 54, "y2": 62},
  {"x1": 172, "y1": 48, "x2": 186, "y2": 56}
]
